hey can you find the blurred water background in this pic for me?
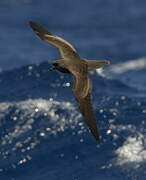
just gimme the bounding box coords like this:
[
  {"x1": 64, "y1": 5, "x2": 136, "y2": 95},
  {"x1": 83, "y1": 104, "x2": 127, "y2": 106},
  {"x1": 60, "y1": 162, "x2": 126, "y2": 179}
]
[{"x1": 0, "y1": 0, "x2": 146, "y2": 179}]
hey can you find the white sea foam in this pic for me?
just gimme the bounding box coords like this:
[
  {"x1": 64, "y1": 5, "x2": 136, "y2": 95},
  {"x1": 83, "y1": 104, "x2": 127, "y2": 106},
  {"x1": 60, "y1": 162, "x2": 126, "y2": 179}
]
[
  {"x1": 97, "y1": 57, "x2": 146, "y2": 91},
  {"x1": 115, "y1": 133, "x2": 146, "y2": 166},
  {"x1": 0, "y1": 98, "x2": 81, "y2": 148},
  {"x1": 97, "y1": 57, "x2": 146, "y2": 76}
]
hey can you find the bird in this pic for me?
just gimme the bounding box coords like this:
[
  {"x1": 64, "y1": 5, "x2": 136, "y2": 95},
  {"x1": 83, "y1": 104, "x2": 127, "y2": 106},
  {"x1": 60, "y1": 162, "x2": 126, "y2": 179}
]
[{"x1": 29, "y1": 21, "x2": 110, "y2": 141}]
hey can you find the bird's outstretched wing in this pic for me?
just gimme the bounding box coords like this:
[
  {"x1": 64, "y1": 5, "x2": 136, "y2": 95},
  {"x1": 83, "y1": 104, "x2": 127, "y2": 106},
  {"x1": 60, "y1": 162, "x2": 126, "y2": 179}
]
[
  {"x1": 70, "y1": 67, "x2": 100, "y2": 140},
  {"x1": 29, "y1": 21, "x2": 79, "y2": 59},
  {"x1": 76, "y1": 94, "x2": 100, "y2": 141}
]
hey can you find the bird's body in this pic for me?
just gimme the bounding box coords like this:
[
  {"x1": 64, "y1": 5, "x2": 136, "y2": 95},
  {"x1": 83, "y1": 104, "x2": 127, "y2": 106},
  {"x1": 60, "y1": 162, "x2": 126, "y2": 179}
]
[{"x1": 29, "y1": 21, "x2": 110, "y2": 141}]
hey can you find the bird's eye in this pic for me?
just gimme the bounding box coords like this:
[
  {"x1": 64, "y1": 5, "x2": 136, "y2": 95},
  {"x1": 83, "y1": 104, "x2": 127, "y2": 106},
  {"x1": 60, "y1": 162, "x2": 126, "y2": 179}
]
[{"x1": 53, "y1": 63, "x2": 58, "y2": 67}]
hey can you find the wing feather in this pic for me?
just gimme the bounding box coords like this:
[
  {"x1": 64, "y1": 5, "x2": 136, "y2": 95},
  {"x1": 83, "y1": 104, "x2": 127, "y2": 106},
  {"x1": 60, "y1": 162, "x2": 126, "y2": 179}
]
[
  {"x1": 70, "y1": 67, "x2": 100, "y2": 140},
  {"x1": 69, "y1": 64, "x2": 92, "y2": 99},
  {"x1": 29, "y1": 21, "x2": 79, "y2": 59},
  {"x1": 75, "y1": 94, "x2": 100, "y2": 140}
]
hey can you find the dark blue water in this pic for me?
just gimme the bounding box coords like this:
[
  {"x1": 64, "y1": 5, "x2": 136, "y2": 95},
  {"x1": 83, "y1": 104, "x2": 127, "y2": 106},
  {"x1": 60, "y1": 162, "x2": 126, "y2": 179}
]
[{"x1": 0, "y1": 0, "x2": 146, "y2": 180}]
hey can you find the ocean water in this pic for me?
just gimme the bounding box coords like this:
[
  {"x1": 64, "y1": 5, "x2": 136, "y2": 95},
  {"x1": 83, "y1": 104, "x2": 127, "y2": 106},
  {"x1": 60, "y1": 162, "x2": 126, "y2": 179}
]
[{"x1": 0, "y1": 0, "x2": 146, "y2": 180}]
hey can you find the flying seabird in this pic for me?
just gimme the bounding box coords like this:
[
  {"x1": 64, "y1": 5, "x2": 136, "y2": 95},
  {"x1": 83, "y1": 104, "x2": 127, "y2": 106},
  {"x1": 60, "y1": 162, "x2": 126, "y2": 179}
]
[{"x1": 29, "y1": 21, "x2": 110, "y2": 141}]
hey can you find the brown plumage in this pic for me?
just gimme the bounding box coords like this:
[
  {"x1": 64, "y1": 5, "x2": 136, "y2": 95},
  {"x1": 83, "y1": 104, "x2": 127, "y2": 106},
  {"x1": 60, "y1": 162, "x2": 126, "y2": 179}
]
[{"x1": 29, "y1": 21, "x2": 110, "y2": 141}]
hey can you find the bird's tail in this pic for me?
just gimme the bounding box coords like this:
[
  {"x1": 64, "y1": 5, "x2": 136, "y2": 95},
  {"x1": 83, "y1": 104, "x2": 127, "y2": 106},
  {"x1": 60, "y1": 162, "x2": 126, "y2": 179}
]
[{"x1": 85, "y1": 60, "x2": 110, "y2": 71}]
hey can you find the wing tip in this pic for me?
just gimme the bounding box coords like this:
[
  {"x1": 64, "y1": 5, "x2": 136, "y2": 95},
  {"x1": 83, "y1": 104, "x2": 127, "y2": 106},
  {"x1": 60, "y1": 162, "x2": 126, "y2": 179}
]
[
  {"x1": 29, "y1": 21, "x2": 52, "y2": 35},
  {"x1": 95, "y1": 134, "x2": 100, "y2": 141},
  {"x1": 29, "y1": 21, "x2": 34, "y2": 26},
  {"x1": 91, "y1": 130, "x2": 100, "y2": 141},
  {"x1": 29, "y1": 21, "x2": 38, "y2": 31}
]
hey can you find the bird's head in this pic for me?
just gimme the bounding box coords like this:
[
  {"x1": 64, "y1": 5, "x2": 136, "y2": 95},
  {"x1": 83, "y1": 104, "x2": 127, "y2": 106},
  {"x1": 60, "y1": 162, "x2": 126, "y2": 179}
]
[{"x1": 52, "y1": 62, "x2": 59, "y2": 67}]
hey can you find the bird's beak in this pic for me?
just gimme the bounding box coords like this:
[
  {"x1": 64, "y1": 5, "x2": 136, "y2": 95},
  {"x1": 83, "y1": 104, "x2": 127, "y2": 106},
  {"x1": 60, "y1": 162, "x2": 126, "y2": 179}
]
[{"x1": 48, "y1": 66, "x2": 56, "y2": 71}]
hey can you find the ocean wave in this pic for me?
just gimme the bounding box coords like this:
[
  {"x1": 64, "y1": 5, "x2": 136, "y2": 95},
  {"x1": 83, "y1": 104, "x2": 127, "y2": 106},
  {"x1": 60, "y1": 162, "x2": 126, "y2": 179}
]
[
  {"x1": 0, "y1": 95, "x2": 146, "y2": 179},
  {"x1": 97, "y1": 57, "x2": 146, "y2": 92}
]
